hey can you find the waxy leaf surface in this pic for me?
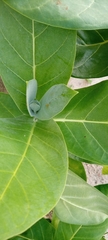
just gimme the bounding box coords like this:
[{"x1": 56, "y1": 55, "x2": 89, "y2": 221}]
[
  {"x1": 9, "y1": 218, "x2": 108, "y2": 240},
  {"x1": 96, "y1": 184, "x2": 108, "y2": 197},
  {"x1": 73, "y1": 30, "x2": 108, "y2": 78},
  {"x1": 10, "y1": 218, "x2": 55, "y2": 240},
  {"x1": 36, "y1": 84, "x2": 77, "y2": 120},
  {"x1": 54, "y1": 220, "x2": 108, "y2": 240},
  {"x1": 55, "y1": 170, "x2": 108, "y2": 225},
  {"x1": 55, "y1": 81, "x2": 108, "y2": 165},
  {"x1": 26, "y1": 80, "x2": 77, "y2": 120},
  {"x1": 4, "y1": 0, "x2": 108, "y2": 30},
  {"x1": 0, "y1": 95, "x2": 68, "y2": 240},
  {"x1": 0, "y1": 1, "x2": 76, "y2": 112}
]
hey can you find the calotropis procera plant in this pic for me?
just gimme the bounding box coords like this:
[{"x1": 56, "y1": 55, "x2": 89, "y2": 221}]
[{"x1": 0, "y1": 0, "x2": 108, "y2": 239}]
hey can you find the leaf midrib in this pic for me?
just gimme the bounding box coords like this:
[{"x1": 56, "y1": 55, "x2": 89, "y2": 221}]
[
  {"x1": 54, "y1": 119, "x2": 108, "y2": 124},
  {"x1": 32, "y1": 20, "x2": 35, "y2": 79},
  {"x1": 60, "y1": 196, "x2": 108, "y2": 217}
]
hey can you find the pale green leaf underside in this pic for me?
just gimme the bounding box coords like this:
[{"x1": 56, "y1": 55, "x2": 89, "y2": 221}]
[
  {"x1": 4, "y1": 0, "x2": 108, "y2": 30},
  {"x1": 0, "y1": 113, "x2": 68, "y2": 239},
  {"x1": 55, "y1": 170, "x2": 108, "y2": 225},
  {"x1": 36, "y1": 85, "x2": 77, "y2": 120},
  {"x1": 55, "y1": 81, "x2": 108, "y2": 165},
  {"x1": 26, "y1": 79, "x2": 77, "y2": 120},
  {"x1": 54, "y1": 220, "x2": 108, "y2": 240},
  {"x1": 0, "y1": 1, "x2": 76, "y2": 113},
  {"x1": 26, "y1": 79, "x2": 39, "y2": 117}
]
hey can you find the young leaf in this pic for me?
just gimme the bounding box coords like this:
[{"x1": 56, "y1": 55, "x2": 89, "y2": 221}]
[
  {"x1": 26, "y1": 79, "x2": 41, "y2": 117},
  {"x1": 36, "y1": 84, "x2": 77, "y2": 120},
  {"x1": 54, "y1": 170, "x2": 108, "y2": 225},
  {"x1": 26, "y1": 80, "x2": 77, "y2": 120}
]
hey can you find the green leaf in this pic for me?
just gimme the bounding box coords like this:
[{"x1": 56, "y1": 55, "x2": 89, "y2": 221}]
[
  {"x1": 26, "y1": 79, "x2": 41, "y2": 117},
  {"x1": 26, "y1": 80, "x2": 77, "y2": 120},
  {"x1": 0, "y1": 96, "x2": 68, "y2": 239},
  {"x1": 55, "y1": 81, "x2": 108, "y2": 165},
  {"x1": 0, "y1": 93, "x2": 22, "y2": 118},
  {"x1": 102, "y1": 166, "x2": 108, "y2": 175},
  {"x1": 0, "y1": 1, "x2": 76, "y2": 113},
  {"x1": 4, "y1": 0, "x2": 108, "y2": 30},
  {"x1": 54, "y1": 170, "x2": 108, "y2": 225},
  {"x1": 95, "y1": 184, "x2": 108, "y2": 197},
  {"x1": 10, "y1": 218, "x2": 55, "y2": 240},
  {"x1": 69, "y1": 155, "x2": 86, "y2": 181},
  {"x1": 54, "y1": 220, "x2": 108, "y2": 240},
  {"x1": 73, "y1": 30, "x2": 108, "y2": 78},
  {"x1": 36, "y1": 84, "x2": 77, "y2": 120}
]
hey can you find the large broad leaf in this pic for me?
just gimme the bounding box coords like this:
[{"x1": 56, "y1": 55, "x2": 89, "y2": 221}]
[
  {"x1": 10, "y1": 218, "x2": 55, "y2": 240},
  {"x1": 72, "y1": 29, "x2": 108, "y2": 78},
  {"x1": 0, "y1": 95, "x2": 68, "y2": 240},
  {"x1": 55, "y1": 81, "x2": 108, "y2": 165},
  {"x1": 4, "y1": 0, "x2": 108, "y2": 30},
  {"x1": 54, "y1": 220, "x2": 108, "y2": 240},
  {"x1": 54, "y1": 170, "x2": 108, "y2": 225},
  {"x1": 0, "y1": 1, "x2": 76, "y2": 113}
]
